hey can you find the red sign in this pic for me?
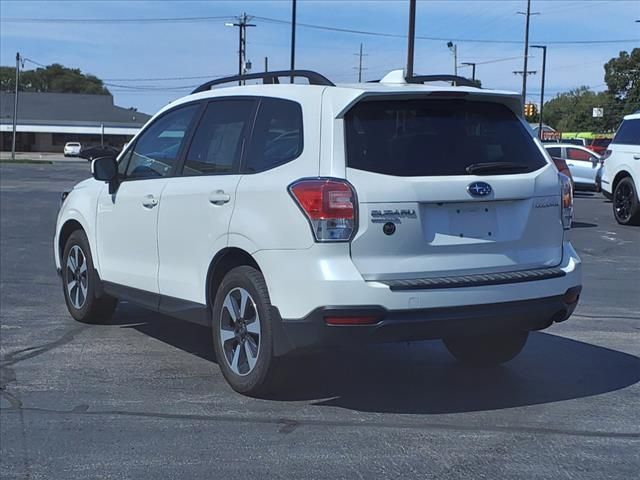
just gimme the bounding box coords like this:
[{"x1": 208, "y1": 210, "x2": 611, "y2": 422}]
[{"x1": 541, "y1": 131, "x2": 561, "y2": 141}]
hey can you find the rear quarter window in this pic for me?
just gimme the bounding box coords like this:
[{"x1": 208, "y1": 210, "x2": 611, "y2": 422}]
[
  {"x1": 612, "y1": 118, "x2": 640, "y2": 146},
  {"x1": 244, "y1": 97, "x2": 303, "y2": 173},
  {"x1": 345, "y1": 99, "x2": 547, "y2": 176}
]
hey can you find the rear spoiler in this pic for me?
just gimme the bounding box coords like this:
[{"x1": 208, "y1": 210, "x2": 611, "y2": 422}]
[{"x1": 333, "y1": 90, "x2": 523, "y2": 119}]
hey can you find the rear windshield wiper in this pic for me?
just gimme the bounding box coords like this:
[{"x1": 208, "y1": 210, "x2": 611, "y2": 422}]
[{"x1": 466, "y1": 162, "x2": 530, "y2": 175}]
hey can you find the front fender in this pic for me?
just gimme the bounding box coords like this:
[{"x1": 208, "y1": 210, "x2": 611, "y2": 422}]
[{"x1": 55, "y1": 181, "x2": 104, "y2": 274}]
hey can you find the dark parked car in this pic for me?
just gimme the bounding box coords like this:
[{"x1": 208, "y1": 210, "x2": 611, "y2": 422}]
[{"x1": 79, "y1": 145, "x2": 120, "y2": 161}]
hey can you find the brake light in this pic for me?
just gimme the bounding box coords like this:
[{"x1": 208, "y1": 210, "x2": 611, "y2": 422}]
[
  {"x1": 601, "y1": 149, "x2": 612, "y2": 162},
  {"x1": 559, "y1": 173, "x2": 573, "y2": 230},
  {"x1": 289, "y1": 178, "x2": 357, "y2": 242}
]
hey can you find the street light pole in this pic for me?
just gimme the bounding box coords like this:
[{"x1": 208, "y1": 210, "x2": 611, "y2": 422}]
[
  {"x1": 461, "y1": 62, "x2": 476, "y2": 81},
  {"x1": 406, "y1": 0, "x2": 416, "y2": 79},
  {"x1": 447, "y1": 41, "x2": 457, "y2": 84},
  {"x1": 11, "y1": 52, "x2": 21, "y2": 162},
  {"x1": 532, "y1": 45, "x2": 547, "y2": 139}
]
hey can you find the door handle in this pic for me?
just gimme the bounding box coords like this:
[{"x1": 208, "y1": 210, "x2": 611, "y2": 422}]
[
  {"x1": 633, "y1": 154, "x2": 640, "y2": 160},
  {"x1": 209, "y1": 190, "x2": 231, "y2": 205},
  {"x1": 142, "y1": 194, "x2": 158, "y2": 208},
  {"x1": 567, "y1": 163, "x2": 575, "y2": 167}
]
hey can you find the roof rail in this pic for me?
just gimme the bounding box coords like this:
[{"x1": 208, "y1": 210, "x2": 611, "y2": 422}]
[
  {"x1": 407, "y1": 75, "x2": 477, "y2": 88},
  {"x1": 191, "y1": 70, "x2": 335, "y2": 94}
]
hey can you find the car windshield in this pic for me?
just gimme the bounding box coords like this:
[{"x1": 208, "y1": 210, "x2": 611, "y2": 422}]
[{"x1": 345, "y1": 99, "x2": 546, "y2": 176}]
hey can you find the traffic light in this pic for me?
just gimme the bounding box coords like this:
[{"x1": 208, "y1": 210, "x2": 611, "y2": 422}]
[{"x1": 524, "y1": 103, "x2": 538, "y2": 117}]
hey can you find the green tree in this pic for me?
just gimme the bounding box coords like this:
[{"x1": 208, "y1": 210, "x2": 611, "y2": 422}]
[
  {"x1": 604, "y1": 48, "x2": 640, "y2": 117},
  {"x1": 543, "y1": 87, "x2": 617, "y2": 132},
  {"x1": 0, "y1": 63, "x2": 109, "y2": 95}
]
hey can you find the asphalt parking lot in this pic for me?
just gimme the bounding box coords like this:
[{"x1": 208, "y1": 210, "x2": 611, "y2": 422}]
[{"x1": 1, "y1": 162, "x2": 638, "y2": 479}]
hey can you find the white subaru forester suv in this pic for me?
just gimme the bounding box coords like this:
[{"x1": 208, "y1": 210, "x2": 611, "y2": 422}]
[
  {"x1": 55, "y1": 70, "x2": 582, "y2": 395},
  {"x1": 600, "y1": 112, "x2": 640, "y2": 225}
]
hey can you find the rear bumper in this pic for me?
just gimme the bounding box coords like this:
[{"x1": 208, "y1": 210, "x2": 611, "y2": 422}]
[
  {"x1": 255, "y1": 241, "x2": 582, "y2": 319},
  {"x1": 272, "y1": 286, "x2": 581, "y2": 356}
]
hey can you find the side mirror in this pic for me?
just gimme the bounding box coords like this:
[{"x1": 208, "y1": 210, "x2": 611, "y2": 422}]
[
  {"x1": 92, "y1": 156, "x2": 117, "y2": 181},
  {"x1": 91, "y1": 156, "x2": 119, "y2": 194}
]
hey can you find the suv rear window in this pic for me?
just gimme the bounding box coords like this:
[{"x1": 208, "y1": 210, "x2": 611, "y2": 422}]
[
  {"x1": 612, "y1": 118, "x2": 640, "y2": 146},
  {"x1": 345, "y1": 99, "x2": 547, "y2": 176}
]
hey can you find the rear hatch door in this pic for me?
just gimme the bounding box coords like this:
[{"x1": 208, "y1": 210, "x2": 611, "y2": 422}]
[{"x1": 344, "y1": 97, "x2": 563, "y2": 280}]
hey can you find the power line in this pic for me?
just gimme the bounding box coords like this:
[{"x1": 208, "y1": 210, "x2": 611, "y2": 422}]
[
  {"x1": 252, "y1": 15, "x2": 638, "y2": 45},
  {"x1": 3, "y1": 13, "x2": 636, "y2": 45},
  {"x1": 1, "y1": 15, "x2": 232, "y2": 24},
  {"x1": 103, "y1": 82, "x2": 199, "y2": 91},
  {"x1": 102, "y1": 75, "x2": 232, "y2": 82}
]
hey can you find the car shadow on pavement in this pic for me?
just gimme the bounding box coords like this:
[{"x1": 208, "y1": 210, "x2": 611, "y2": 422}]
[
  {"x1": 111, "y1": 303, "x2": 639, "y2": 415},
  {"x1": 571, "y1": 221, "x2": 598, "y2": 228}
]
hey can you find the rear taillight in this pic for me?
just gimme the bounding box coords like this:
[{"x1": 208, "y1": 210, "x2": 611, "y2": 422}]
[
  {"x1": 289, "y1": 178, "x2": 357, "y2": 242},
  {"x1": 559, "y1": 173, "x2": 573, "y2": 230},
  {"x1": 600, "y1": 149, "x2": 612, "y2": 163}
]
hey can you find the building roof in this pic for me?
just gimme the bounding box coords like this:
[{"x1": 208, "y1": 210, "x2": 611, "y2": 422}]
[{"x1": 0, "y1": 91, "x2": 151, "y2": 128}]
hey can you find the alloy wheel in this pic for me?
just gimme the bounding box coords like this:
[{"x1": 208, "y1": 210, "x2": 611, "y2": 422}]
[
  {"x1": 219, "y1": 287, "x2": 261, "y2": 376},
  {"x1": 66, "y1": 245, "x2": 88, "y2": 309},
  {"x1": 614, "y1": 182, "x2": 632, "y2": 222}
]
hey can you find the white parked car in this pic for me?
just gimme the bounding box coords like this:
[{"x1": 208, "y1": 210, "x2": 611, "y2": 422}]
[
  {"x1": 544, "y1": 144, "x2": 601, "y2": 190},
  {"x1": 63, "y1": 142, "x2": 82, "y2": 157},
  {"x1": 601, "y1": 113, "x2": 640, "y2": 225},
  {"x1": 54, "y1": 70, "x2": 582, "y2": 395}
]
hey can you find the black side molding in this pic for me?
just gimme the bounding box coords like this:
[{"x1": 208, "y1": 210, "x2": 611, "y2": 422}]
[
  {"x1": 102, "y1": 281, "x2": 209, "y2": 326},
  {"x1": 380, "y1": 267, "x2": 566, "y2": 291}
]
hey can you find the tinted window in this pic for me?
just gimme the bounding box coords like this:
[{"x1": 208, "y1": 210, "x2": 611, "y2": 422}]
[
  {"x1": 546, "y1": 147, "x2": 562, "y2": 157},
  {"x1": 245, "y1": 98, "x2": 303, "y2": 173},
  {"x1": 613, "y1": 119, "x2": 640, "y2": 146},
  {"x1": 126, "y1": 104, "x2": 199, "y2": 179},
  {"x1": 563, "y1": 139, "x2": 584, "y2": 146},
  {"x1": 183, "y1": 100, "x2": 255, "y2": 176},
  {"x1": 592, "y1": 138, "x2": 611, "y2": 147},
  {"x1": 345, "y1": 99, "x2": 546, "y2": 176},
  {"x1": 567, "y1": 148, "x2": 594, "y2": 161}
]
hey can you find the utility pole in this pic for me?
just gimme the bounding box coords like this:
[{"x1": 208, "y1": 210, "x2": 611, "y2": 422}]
[
  {"x1": 532, "y1": 45, "x2": 547, "y2": 139},
  {"x1": 11, "y1": 52, "x2": 21, "y2": 161},
  {"x1": 290, "y1": 0, "x2": 297, "y2": 83},
  {"x1": 354, "y1": 43, "x2": 368, "y2": 82},
  {"x1": 226, "y1": 13, "x2": 255, "y2": 85},
  {"x1": 264, "y1": 56, "x2": 269, "y2": 72},
  {"x1": 513, "y1": 69, "x2": 537, "y2": 112},
  {"x1": 447, "y1": 42, "x2": 458, "y2": 76},
  {"x1": 406, "y1": 0, "x2": 416, "y2": 79},
  {"x1": 461, "y1": 62, "x2": 476, "y2": 81},
  {"x1": 518, "y1": 0, "x2": 539, "y2": 112}
]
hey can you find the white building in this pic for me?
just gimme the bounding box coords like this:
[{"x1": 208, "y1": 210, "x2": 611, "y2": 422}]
[{"x1": 0, "y1": 92, "x2": 151, "y2": 152}]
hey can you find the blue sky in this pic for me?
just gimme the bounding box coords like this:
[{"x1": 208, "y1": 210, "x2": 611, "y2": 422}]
[{"x1": 1, "y1": 0, "x2": 638, "y2": 114}]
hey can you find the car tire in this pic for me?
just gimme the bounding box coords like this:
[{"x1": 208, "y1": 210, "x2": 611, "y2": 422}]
[
  {"x1": 443, "y1": 331, "x2": 529, "y2": 366},
  {"x1": 211, "y1": 266, "x2": 280, "y2": 396},
  {"x1": 62, "y1": 230, "x2": 117, "y2": 323},
  {"x1": 613, "y1": 177, "x2": 640, "y2": 226}
]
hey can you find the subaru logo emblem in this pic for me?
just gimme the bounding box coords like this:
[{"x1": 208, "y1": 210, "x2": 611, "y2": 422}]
[{"x1": 467, "y1": 182, "x2": 492, "y2": 197}]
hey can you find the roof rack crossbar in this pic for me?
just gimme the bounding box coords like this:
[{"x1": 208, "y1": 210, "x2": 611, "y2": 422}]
[
  {"x1": 407, "y1": 74, "x2": 477, "y2": 88},
  {"x1": 191, "y1": 70, "x2": 334, "y2": 94}
]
